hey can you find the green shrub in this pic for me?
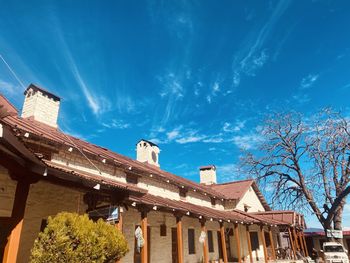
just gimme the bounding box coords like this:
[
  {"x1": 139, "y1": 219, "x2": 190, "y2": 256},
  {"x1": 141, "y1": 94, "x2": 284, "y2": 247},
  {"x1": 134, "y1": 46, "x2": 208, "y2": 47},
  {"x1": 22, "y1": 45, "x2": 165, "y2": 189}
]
[{"x1": 30, "y1": 212, "x2": 128, "y2": 263}]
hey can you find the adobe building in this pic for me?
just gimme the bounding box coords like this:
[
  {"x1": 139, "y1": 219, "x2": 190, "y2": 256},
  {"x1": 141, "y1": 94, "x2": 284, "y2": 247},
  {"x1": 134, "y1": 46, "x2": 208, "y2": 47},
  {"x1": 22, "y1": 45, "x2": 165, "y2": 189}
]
[{"x1": 1, "y1": 84, "x2": 308, "y2": 263}]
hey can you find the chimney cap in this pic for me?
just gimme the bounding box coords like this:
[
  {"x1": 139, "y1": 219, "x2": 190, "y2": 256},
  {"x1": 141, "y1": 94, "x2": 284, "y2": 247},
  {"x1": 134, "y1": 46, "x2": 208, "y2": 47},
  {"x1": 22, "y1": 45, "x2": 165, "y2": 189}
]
[
  {"x1": 199, "y1": 165, "x2": 216, "y2": 171},
  {"x1": 24, "y1": 84, "x2": 60, "y2": 101},
  {"x1": 136, "y1": 139, "x2": 159, "y2": 147}
]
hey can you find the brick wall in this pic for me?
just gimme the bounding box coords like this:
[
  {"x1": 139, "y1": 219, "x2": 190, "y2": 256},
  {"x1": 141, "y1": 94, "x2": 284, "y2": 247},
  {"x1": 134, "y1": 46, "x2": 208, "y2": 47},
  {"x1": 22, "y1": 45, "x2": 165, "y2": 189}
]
[
  {"x1": 21, "y1": 89, "x2": 60, "y2": 128},
  {"x1": 17, "y1": 181, "x2": 87, "y2": 263}
]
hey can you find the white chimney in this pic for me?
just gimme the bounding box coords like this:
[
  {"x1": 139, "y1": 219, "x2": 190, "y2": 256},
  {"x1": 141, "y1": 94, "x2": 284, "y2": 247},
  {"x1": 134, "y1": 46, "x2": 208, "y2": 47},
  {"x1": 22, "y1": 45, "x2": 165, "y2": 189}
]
[
  {"x1": 199, "y1": 165, "x2": 217, "y2": 185},
  {"x1": 136, "y1": 139, "x2": 160, "y2": 167},
  {"x1": 21, "y1": 84, "x2": 60, "y2": 128}
]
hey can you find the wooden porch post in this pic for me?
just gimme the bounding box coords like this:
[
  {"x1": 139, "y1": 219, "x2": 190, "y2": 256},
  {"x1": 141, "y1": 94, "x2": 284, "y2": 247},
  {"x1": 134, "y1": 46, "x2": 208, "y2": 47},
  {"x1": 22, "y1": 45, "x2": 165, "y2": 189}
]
[
  {"x1": 298, "y1": 230, "x2": 306, "y2": 257},
  {"x1": 302, "y1": 231, "x2": 309, "y2": 257},
  {"x1": 176, "y1": 216, "x2": 184, "y2": 263},
  {"x1": 245, "y1": 225, "x2": 253, "y2": 263},
  {"x1": 2, "y1": 180, "x2": 30, "y2": 263},
  {"x1": 220, "y1": 222, "x2": 228, "y2": 263},
  {"x1": 116, "y1": 211, "x2": 123, "y2": 263},
  {"x1": 234, "y1": 223, "x2": 242, "y2": 263},
  {"x1": 259, "y1": 225, "x2": 268, "y2": 263},
  {"x1": 116, "y1": 212, "x2": 123, "y2": 232},
  {"x1": 288, "y1": 227, "x2": 296, "y2": 259},
  {"x1": 141, "y1": 210, "x2": 148, "y2": 263},
  {"x1": 200, "y1": 220, "x2": 209, "y2": 263},
  {"x1": 268, "y1": 227, "x2": 276, "y2": 261},
  {"x1": 292, "y1": 227, "x2": 300, "y2": 254}
]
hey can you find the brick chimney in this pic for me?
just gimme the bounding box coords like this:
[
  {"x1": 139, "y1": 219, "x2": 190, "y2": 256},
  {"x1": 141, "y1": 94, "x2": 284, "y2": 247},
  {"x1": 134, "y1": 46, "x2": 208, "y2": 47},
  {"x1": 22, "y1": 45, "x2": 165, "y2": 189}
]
[
  {"x1": 21, "y1": 84, "x2": 60, "y2": 128},
  {"x1": 199, "y1": 165, "x2": 217, "y2": 185}
]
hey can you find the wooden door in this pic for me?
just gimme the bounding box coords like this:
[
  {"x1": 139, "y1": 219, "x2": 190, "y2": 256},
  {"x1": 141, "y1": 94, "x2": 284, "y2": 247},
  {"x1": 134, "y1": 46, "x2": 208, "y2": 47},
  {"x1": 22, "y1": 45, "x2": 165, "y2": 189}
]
[
  {"x1": 225, "y1": 228, "x2": 233, "y2": 261},
  {"x1": 250, "y1": 232, "x2": 260, "y2": 261},
  {"x1": 171, "y1": 228, "x2": 178, "y2": 263},
  {"x1": 217, "y1": 231, "x2": 223, "y2": 260}
]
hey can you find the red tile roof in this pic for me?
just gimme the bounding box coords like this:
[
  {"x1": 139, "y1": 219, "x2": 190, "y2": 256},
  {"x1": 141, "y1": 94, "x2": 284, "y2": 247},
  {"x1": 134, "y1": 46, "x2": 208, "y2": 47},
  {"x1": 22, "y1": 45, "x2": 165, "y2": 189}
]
[
  {"x1": 0, "y1": 96, "x2": 225, "y2": 199},
  {"x1": 210, "y1": 179, "x2": 271, "y2": 211}
]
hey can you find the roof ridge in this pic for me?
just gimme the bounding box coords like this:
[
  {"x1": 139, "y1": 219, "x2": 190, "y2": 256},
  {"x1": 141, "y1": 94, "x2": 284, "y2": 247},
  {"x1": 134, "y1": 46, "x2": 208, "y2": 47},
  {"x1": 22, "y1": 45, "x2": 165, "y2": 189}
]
[{"x1": 214, "y1": 178, "x2": 254, "y2": 186}]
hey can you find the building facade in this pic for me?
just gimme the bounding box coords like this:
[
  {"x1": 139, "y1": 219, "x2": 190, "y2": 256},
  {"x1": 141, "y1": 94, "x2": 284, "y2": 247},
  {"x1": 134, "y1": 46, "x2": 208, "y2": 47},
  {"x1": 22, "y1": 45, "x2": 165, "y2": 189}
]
[{"x1": 0, "y1": 85, "x2": 308, "y2": 263}]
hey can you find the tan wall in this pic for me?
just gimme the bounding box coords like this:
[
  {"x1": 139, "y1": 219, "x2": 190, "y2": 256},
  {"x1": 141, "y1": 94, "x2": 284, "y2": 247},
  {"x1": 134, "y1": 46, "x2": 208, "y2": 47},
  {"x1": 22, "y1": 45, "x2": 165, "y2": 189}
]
[
  {"x1": 17, "y1": 181, "x2": 87, "y2": 263},
  {"x1": 236, "y1": 186, "x2": 265, "y2": 212},
  {"x1": 51, "y1": 152, "x2": 220, "y2": 209}
]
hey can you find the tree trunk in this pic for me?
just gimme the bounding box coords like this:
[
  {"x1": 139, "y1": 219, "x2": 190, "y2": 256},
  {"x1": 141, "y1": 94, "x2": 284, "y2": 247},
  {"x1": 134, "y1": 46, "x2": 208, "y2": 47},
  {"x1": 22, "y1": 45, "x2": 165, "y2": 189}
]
[{"x1": 333, "y1": 202, "x2": 344, "y2": 243}]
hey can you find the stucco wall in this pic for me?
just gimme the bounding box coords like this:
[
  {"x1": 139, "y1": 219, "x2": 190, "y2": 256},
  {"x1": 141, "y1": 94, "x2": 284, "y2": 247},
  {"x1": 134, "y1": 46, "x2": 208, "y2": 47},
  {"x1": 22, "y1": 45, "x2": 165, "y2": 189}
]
[{"x1": 236, "y1": 186, "x2": 265, "y2": 212}]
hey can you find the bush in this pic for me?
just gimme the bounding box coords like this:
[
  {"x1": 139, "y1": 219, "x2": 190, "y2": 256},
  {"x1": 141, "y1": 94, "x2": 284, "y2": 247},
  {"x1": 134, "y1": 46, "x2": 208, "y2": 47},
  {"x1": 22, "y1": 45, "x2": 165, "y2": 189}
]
[{"x1": 30, "y1": 212, "x2": 129, "y2": 263}]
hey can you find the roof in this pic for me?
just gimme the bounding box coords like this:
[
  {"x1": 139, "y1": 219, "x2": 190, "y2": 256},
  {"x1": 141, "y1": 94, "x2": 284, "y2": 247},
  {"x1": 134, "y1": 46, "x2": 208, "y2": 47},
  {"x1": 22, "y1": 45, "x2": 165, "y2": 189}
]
[
  {"x1": 137, "y1": 139, "x2": 158, "y2": 147},
  {"x1": 253, "y1": 210, "x2": 306, "y2": 228},
  {"x1": 128, "y1": 193, "x2": 261, "y2": 224},
  {"x1": 0, "y1": 98, "x2": 225, "y2": 199},
  {"x1": 24, "y1": 84, "x2": 60, "y2": 101},
  {"x1": 210, "y1": 179, "x2": 271, "y2": 211},
  {"x1": 304, "y1": 228, "x2": 350, "y2": 236},
  {"x1": 0, "y1": 95, "x2": 18, "y2": 118},
  {"x1": 200, "y1": 165, "x2": 216, "y2": 170}
]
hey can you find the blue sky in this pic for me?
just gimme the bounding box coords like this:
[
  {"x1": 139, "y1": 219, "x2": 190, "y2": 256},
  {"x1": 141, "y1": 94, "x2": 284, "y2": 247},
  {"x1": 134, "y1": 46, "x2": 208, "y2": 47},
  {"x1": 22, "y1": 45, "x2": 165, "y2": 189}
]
[{"x1": 1, "y1": 0, "x2": 350, "y2": 227}]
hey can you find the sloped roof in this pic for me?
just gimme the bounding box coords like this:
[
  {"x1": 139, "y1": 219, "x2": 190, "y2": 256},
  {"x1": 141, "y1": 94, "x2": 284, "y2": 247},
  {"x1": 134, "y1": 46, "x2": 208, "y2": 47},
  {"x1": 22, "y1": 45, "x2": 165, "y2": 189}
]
[
  {"x1": 210, "y1": 179, "x2": 271, "y2": 211},
  {"x1": 24, "y1": 84, "x2": 60, "y2": 101},
  {"x1": 0, "y1": 94, "x2": 225, "y2": 199}
]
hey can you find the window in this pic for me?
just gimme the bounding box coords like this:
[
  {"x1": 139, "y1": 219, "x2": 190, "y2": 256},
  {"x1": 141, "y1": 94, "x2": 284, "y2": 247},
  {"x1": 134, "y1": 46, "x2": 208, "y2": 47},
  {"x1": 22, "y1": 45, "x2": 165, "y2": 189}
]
[
  {"x1": 188, "y1": 229, "x2": 195, "y2": 254},
  {"x1": 179, "y1": 188, "x2": 187, "y2": 200},
  {"x1": 126, "y1": 174, "x2": 138, "y2": 184},
  {"x1": 208, "y1": 230, "x2": 214, "y2": 253},
  {"x1": 250, "y1": 232, "x2": 259, "y2": 251},
  {"x1": 160, "y1": 224, "x2": 167, "y2": 236},
  {"x1": 211, "y1": 198, "x2": 216, "y2": 207}
]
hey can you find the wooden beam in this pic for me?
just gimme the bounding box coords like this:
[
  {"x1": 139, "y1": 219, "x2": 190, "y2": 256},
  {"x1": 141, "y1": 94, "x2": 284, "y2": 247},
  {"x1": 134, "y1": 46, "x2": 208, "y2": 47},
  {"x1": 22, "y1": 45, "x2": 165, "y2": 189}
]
[
  {"x1": 298, "y1": 230, "x2": 306, "y2": 257},
  {"x1": 268, "y1": 227, "x2": 276, "y2": 261},
  {"x1": 234, "y1": 223, "x2": 242, "y2": 263},
  {"x1": 259, "y1": 225, "x2": 268, "y2": 263},
  {"x1": 220, "y1": 223, "x2": 228, "y2": 263},
  {"x1": 292, "y1": 227, "x2": 300, "y2": 254},
  {"x1": 288, "y1": 227, "x2": 296, "y2": 259},
  {"x1": 141, "y1": 211, "x2": 148, "y2": 263},
  {"x1": 116, "y1": 212, "x2": 123, "y2": 263},
  {"x1": 245, "y1": 225, "x2": 253, "y2": 263},
  {"x1": 116, "y1": 212, "x2": 123, "y2": 232},
  {"x1": 2, "y1": 180, "x2": 30, "y2": 263},
  {"x1": 302, "y1": 231, "x2": 309, "y2": 257},
  {"x1": 200, "y1": 220, "x2": 209, "y2": 263},
  {"x1": 176, "y1": 216, "x2": 184, "y2": 263}
]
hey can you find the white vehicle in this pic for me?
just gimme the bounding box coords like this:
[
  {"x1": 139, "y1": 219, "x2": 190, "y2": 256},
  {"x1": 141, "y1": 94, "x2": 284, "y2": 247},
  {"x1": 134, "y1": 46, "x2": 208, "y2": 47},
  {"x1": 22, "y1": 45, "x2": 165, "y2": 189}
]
[{"x1": 321, "y1": 242, "x2": 349, "y2": 263}]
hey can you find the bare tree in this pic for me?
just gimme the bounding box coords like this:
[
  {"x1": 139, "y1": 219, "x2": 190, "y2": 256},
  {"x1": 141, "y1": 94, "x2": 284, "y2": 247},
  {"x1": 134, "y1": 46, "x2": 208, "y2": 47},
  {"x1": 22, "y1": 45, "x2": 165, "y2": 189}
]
[{"x1": 243, "y1": 110, "x2": 350, "y2": 238}]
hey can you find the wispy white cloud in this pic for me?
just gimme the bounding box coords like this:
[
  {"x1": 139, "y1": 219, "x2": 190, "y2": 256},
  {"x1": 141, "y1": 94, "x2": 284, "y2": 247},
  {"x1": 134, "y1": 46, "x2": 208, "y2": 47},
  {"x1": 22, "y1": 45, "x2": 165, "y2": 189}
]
[
  {"x1": 232, "y1": 0, "x2": 291, "y2": 85},
  {"x1": 0, "y1": 79, "x2": 21, "y2": 95},
  {"x1": 176, "y1": 135, "x2": 206, "y2": 144},
  {"x1": 292, "y1": 94, "x2": 311, "y2": 104},
  {"x1": 52, "y1": 19, "x2": 111, "y2": 116},
  {"x1": 158, "y1": 72, "x2": 185, "y2": 98},
  {"x1": 223, "y1": 120, "x2": 246, "y2": 132},
  {"x1": 206, "y1": 95, "x2": 212, "y2": 104},
  {"x1": 101, "y1": 119, "x2": 130, "y2": 129},
  {"x1": 232, "y1": 133, "x2": 264, "y2": 150},
  {"x1": 216, "y1": 163, "x2": 243, "y2": 183},
  {"x1": 299, "y1": 74, "x2": 319, "y2": 89}
]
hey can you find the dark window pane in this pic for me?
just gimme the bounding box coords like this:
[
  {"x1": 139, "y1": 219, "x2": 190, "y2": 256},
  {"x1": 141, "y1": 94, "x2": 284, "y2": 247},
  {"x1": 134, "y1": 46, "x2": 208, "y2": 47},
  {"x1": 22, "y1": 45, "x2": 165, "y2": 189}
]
[
  {"x1": 188, "y1": 229, "x2": 195, "y2": 254},
  {"x1": 208, "y1": 230, "x2": 214, "y2": 253}
]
